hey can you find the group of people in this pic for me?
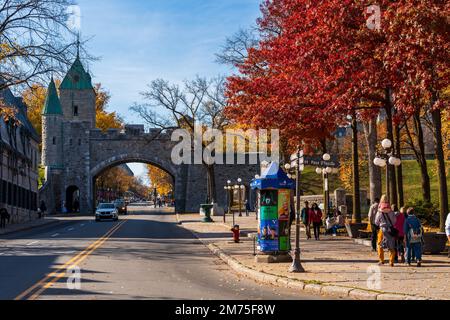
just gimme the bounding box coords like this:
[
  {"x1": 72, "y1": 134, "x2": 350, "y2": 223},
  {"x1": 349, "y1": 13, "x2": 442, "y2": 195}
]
[
  {"x1": 300, "y1": 201, "x2": 345, "y2": 240},
  {"x1": 369, "y1": 195, "x2": 425, "y2": 267}
]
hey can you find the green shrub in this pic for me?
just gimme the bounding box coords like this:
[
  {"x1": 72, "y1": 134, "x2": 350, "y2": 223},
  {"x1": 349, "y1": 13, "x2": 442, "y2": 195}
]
[{"x1": 404, "y1": 199, "x2": 440, "y2": 227}]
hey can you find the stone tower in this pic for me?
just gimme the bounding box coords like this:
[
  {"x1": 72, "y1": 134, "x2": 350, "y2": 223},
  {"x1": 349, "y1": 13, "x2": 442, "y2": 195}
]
[
  {"x1": 59, "y1": 55, "x2": 96, "y2": 127},
  {"x1": 41, "y1": 78, "x2": 63, "y2": 168},
  {"x1": 41, "y1": 77, "x2": 64, "y2": 211},
  {"x1": 41, "y1": 56, "x2": 96, "y2": 214}
]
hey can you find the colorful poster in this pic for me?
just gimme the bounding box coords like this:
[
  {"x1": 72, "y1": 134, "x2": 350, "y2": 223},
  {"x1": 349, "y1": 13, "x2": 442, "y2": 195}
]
[
  {"x1": 258, "y1": 219, "x2": 279, "y2": 252},
  {"x1": 277, "y1": 189, "x2": 290, "y2": 221},
  {"x1": 279, "y1": 220, "x2": 290, "y2": 237},
  {"x1": 279, "y1": 236, "x2": 290, "y2": 251},
  {"x1": 260, "y1": 190, "x2": 278, "y2": 207},
  {"x1": 260, "y1": 206, "x2": 278, "y2": 220}
]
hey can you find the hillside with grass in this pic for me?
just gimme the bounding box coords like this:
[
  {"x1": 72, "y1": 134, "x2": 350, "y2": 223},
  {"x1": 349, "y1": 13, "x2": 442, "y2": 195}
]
[{"x1": 299, "y1": 160, "x2": 450, "y2": 206}]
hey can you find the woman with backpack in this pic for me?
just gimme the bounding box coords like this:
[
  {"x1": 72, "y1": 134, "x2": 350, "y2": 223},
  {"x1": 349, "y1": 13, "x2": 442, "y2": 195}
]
[
  {"x1": 404, "y1": 208, "x2": 424, "y2": 267},
  {"x1": 375, "y1": 195, "x2": 397, "y2": 267}
]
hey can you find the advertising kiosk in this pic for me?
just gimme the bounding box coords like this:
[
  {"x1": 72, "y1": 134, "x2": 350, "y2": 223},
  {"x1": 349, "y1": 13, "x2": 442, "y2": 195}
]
[{"x1": 251, "y1": 162, "x2": 295, "y2": 263}]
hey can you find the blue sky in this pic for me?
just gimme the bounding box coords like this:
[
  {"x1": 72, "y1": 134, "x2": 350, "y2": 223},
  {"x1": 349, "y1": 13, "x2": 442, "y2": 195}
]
[{"x1": 75, "y1": 0, "x2": 261, "y2": 178}]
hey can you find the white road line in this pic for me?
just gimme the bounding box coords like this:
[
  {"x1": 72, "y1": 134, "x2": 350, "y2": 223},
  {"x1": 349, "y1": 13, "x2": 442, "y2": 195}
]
[
  {"x1": 80, "y1": 224, "x2": 85, "y2": 227},
  {"x1": 51, "y1": 233, "x2": 60, "y2": 238},
  {"x1": 26, "y1": 241, "x2": 39, "y2": 246},
  {"x1": 68, "y1": 228, "x2": 75, "y2": 231}
]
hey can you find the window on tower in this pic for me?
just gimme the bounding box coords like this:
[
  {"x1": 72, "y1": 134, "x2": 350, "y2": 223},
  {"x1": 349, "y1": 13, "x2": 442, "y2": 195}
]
[
  {"x1": 73, "y1": 105, "x2": 79, "y2": 116},
  {"x1": 52, "y1": 137, "x2": 56, "y2": 145}
]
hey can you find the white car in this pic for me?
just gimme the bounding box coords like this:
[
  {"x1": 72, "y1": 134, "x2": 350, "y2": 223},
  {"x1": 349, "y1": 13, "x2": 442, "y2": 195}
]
[{"x1": 95, "y1": 203, "x2": 119, "y2": 222}]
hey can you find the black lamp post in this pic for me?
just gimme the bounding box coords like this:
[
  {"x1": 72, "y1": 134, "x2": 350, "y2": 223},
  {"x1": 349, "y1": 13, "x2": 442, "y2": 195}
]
[
  {"x1": 235, "y1": 178, "x2": 244, "y2": 218},
  {"x1": 284, "y1": 150, "x2": 306, "y2": 273},
  {"x1": 224, "y1": 180, "x2": 232, "y2": 223},
  {"x1": 315, "y1": 153, "x2": 339, "y2": 217},
  {"x1": 374, "y1": 139, "x2": 402, "y2": 204}
]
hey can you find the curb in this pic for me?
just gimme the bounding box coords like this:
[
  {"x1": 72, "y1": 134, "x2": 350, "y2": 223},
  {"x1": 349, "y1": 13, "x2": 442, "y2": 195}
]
[
  {"x1": 0, "y1": 219, "x2": 61, "y2": 236},
  {"x1": 177, "y1": 219, "x2": 431, "y2": 300}
]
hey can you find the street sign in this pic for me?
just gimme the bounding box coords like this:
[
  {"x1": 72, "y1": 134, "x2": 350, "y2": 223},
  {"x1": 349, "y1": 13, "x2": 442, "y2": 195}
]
[{"x1": 303, "y1": 156, "x2": 340, "y2": 168}]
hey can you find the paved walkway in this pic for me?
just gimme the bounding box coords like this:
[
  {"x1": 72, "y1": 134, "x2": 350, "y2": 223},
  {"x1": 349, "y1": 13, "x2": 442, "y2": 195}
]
[
  {"x1": 177, "y1": 213, "x2": 450, "y2": 300},
  {"x1": 0, "y1": 217, "x2": 61, "y2": 236}
]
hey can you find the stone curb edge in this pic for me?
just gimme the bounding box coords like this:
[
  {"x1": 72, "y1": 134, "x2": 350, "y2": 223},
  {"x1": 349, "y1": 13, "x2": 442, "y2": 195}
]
[
  {"x1": 0, "y1": 219, "x2": 61, "y2": 236},
  {"x1": 175, "y1": 214, "x2": 431, "y2": 301}
]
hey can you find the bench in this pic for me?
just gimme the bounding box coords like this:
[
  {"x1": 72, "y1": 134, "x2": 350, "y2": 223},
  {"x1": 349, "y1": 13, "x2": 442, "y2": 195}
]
[{"x1": 358, "y1": 224, "x2": 372, "y2": 239}]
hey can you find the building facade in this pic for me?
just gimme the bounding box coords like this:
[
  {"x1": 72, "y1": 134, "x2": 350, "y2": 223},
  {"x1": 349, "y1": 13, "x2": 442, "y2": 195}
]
[{"x1": 0, "y1": 87, "x2": 40, "y2": 223}]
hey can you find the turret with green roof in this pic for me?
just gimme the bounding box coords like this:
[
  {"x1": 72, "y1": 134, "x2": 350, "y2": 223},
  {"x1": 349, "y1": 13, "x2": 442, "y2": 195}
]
[
  {"x1": 42, "y1": 78, "x2": 63, "y2": 115},
  {"x1": 60, "y1": 56, "x2": 93, "y2": 90}
]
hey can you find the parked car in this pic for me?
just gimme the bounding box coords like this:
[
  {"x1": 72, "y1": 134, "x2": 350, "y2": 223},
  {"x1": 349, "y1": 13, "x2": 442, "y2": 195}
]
[
  {"x1": 114, "y1": 199, "x2": 128, "y2": 215},
  {"x1": 95, "y1": 203, "x2": 119, "y2": 222}
]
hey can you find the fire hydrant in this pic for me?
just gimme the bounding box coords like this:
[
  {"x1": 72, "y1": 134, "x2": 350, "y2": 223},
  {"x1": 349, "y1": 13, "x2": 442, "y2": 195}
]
[{"x1": 231, "y1": 225, "x2": 240, "y2": 243}]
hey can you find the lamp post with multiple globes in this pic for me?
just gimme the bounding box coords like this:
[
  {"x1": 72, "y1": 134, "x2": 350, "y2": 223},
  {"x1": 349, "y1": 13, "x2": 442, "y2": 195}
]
[
  {"x1": 315, "y1": 153, "x2": 339, "y2": 218},
  {"x1": 374, "y1": 139, "x2": 402, "y2": 205}
]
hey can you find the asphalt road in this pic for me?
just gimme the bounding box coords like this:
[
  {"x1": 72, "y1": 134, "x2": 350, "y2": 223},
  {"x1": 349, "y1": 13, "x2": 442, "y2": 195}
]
[{"x1": 0, "y1": 206, "x2": 320, "y2": 300}]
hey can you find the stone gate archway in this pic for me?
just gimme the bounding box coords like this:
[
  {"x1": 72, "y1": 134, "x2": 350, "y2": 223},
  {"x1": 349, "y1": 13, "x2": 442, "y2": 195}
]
[{"x1": 91, "y1": 154, "x2": 177, "y2": 211}]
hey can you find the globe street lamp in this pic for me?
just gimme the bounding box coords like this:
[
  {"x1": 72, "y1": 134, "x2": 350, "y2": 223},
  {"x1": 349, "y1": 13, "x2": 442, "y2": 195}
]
[
  {"x1": 316, "y1": 153, "x2": 339, "y2": 217},
  {"x1": 224, "y1": 180, "x2": 233, "y2": 223},
  {"x1": 374, "y1": 138, "x2": 402, "y2": 203},
  {"x1": 285, "y1": 149, "x2": 306, "y2": 273},
  {"x1": 235, "y1": 178, "x2": 245, "y2": 218}
]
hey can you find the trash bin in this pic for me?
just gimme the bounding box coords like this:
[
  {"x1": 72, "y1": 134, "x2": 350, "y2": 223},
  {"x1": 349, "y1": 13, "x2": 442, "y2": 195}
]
[{"x1": 200, "y1": 204, "x2": 214, "y2": 223}]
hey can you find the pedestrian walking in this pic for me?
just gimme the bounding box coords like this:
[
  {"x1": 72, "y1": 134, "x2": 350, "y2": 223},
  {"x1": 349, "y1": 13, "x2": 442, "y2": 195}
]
[
  {"x1": 368, "y1": 198, "x2": 380, "y2": 252},
  {"x1": 404, "y1": 208, "x2": 424, "y2": 267},
  {"x1": 39, "y1": 200, "x2": 47, "y2": 218},
  {"x1": 394, "y1": 206, "x2": 407, "y2": 264},
  {"x1": 0, "y1": 206, "x2": 10, "y2": 228},
  {"x1": 301, "y1": 201, "x2": 312, "y2": 240},
  {"x1": 245, "y1": 199, "x2": 251, "y2": 217},
  {"x1": 375, "y1": 195, "x2": 397, "y2": 267},
  {"x1": 310, "y1": 203, "x2": 323, "y2": 241}
]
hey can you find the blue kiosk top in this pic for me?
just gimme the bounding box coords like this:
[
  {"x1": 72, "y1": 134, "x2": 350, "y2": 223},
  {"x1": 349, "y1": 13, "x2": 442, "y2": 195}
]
[{"x1": 251, "y1": 162, "x2": 295, "y2": 190}]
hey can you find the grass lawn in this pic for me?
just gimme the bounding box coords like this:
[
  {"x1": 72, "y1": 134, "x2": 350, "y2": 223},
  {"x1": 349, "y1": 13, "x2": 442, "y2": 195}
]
[{"x1": 300, "y1": 160, "x2": 450, "y2": 206}]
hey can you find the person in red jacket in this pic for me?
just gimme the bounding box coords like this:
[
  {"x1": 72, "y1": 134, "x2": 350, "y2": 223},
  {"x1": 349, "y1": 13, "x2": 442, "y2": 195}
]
[
  {"x1": 394, "y1": 206, "x2": 407, "y2": 263},
  {"x1": 310, "y1": 203, "x2": 323, "y2": 241}
]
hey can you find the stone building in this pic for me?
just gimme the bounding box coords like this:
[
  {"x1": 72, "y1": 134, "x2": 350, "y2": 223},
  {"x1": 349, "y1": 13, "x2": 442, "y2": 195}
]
[
  {"x1": 40, "y1": 56, "x2": 259, "y2": 214},
  {"x1": 0, "y1": 86, "x2": 40, "y2": 223}
]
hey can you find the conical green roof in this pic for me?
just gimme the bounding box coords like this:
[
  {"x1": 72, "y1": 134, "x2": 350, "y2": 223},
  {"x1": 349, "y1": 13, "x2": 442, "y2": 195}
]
[
  {"x1": 60, "y1": 57, "x2": 93, "y2": 90},
  {"x1": 42, "y1": 78, "x2": 63, "y2": 115}
]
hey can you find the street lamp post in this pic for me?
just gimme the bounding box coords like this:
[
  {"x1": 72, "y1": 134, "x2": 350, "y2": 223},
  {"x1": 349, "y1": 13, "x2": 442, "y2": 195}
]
[
  {"x1": 224, "y1": 180, "x2": 232, "y2": 223},
  {"x1": 254, "y1": 175, "x2": 260, "y2": 221},
  {"x1": 315, "y1": 153, "x2": 339, "y2": 217},
  {"x1": 285, "y1": 149, "x2": 306, "y2": 273},
  {"x1": 374, "y1": 139, "x2": 402, "y2": 204},
  {"x1": 235, "y1": 178, "x2": 244, "y2": 219}
]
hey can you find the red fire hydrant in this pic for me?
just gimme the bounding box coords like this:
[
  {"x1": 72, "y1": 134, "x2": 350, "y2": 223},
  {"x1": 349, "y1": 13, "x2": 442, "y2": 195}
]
[{"x1": 231, "y1": 225, "x2": 240, "y2": 243}]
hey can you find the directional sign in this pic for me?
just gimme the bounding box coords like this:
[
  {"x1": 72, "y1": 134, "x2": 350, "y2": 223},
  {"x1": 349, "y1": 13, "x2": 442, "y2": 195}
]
[{"x1": 303, "y1": 156, "x2": 340, "y2": 168}]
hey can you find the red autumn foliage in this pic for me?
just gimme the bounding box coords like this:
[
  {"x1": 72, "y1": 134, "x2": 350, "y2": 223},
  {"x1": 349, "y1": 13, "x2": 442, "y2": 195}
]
[{"x1": 225, "y1": 0, "x2": 449, "y2": 150}]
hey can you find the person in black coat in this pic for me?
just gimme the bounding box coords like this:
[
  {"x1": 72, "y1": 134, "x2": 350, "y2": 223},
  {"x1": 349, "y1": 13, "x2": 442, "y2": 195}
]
[{"x1": 0, "y1": 207, "x2": 10, "y2": 228}]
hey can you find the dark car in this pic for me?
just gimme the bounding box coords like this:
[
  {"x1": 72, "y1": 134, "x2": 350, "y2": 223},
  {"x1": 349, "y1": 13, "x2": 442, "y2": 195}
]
[{"x1": 114, "y1": 199, "x2": 128, "y2": 215}]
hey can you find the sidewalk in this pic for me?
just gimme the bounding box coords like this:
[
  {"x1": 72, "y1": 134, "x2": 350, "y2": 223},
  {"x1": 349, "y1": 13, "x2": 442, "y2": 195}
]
[
  {"x1": 0, "y1": 217, "x2": 60, "y2": 236},
  {"x1": 177, "y1": 213, "x2": 450, "y2": 300}
]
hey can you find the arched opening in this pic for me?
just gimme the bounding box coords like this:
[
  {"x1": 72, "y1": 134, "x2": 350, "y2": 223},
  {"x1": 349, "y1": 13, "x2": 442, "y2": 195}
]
[
  {"x1": 92, "y1": 159, "x2": 175, "y2": 213},
  {"x1": 66, "y1": 186, "x2": 80, "y2": 213}
]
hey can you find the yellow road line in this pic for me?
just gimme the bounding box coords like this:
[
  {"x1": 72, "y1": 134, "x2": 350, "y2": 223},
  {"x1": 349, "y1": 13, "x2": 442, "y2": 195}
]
[{"x1": 14, "y1": 219, "x2": 127, "y2": 300}]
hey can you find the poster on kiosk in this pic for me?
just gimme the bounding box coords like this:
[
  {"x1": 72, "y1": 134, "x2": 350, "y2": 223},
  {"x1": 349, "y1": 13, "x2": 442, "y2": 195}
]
[{"x1": 251, "y1": 163, "x2": 295, "y2": 254}]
